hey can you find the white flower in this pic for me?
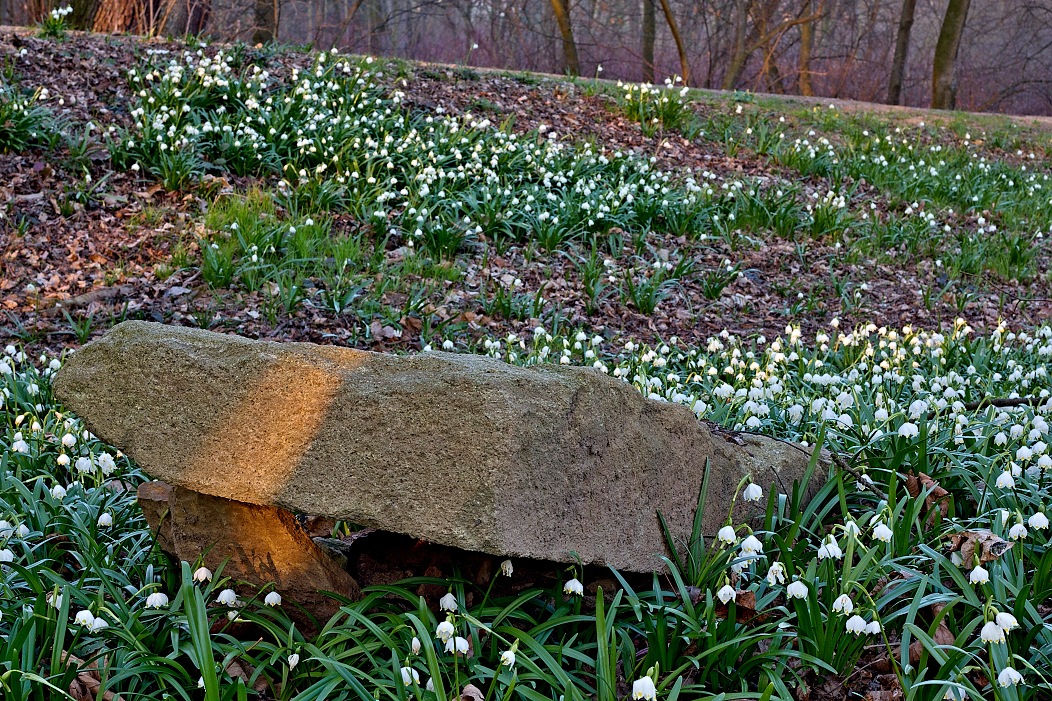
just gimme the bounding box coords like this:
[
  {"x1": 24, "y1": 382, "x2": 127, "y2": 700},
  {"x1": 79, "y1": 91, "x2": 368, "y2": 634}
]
[
  {"x1": 908, "y1": 400, "x2": 928, "y2": 419},
  {"x1": 96, "y1": 453, "x2": 116, "y2": 475},
  {"x1": 631, "y1": 676, "x2": 657, "y2": 701},
  {"x1": 61, "y1": 433, "x2": 76, "y2": 448},
  {"x1": 898, "y1": 422, "x2": 919, "y2": 438},
  {"x1": 51, "y1": 485, "x2": 67, "y2": 499},
  {"x1": 766, "y1": 562, "x2": 785, "y2": 586},
  {"x1": 832, "y1": 594, "x2": 853, "y2": 615},
  {"x1": 400, "y1": 666, "x2": 420, "y2": 685},
  {"x1": 435, "y1": 621, "x2": 455, "y2": 643},
  {"x1": 995, "y1": 612, "x2": 1019, "y2": 631},
  {"x1": 969, "y1": 565, "x2": 989, "y2": 585},
  {"x1": 740, "y1": 534, "x2": 763, "y2": 556},
  {"x1": 997, "y1": 666, "x2": 1023, "y2": 687},
  {"x1": 74, "y1": 610, "x2": 96, "y2": 627},
  {"x1": 193, "y1": 566, "x2": 213, "y2": 583},
  {"x1": 500, "y1": 559, "x2": 513, "y2": 576},
  {"x1": 97, "y1": 513, "x2": 113, "y2": 528},
  {"x1": 425, "y1": 677, "x2": 435, "y2": 692},
  {"x1": 74, "y1": 457, "x2": 92, "y2": 473},
  {"x1": 786, "y1": 580, "x2": 808, "y2": 599},
  {"x1": 716, "y1": 584, "x2": 736, "y2": 604},
  {"x1": 873, "y1": 521, "x2": 893, "y2": 543},
  {"x1": 0, "y1": 549, "x2": 13, "y2": 563},
  {"x1": 145, "y1": 592, "x2": 169, "y2": 608},
  {"x1": 442, "y1": 340, "x2": 454, "y2": 350},
  {"x1": 717, "y1": 525, "x2": 736, "y2": 545},
  {"x1": 216, "y1": 588, "x2": 238, "y2": 606},
  {"x1": 845, "y1": 615, "x2": 867, "y2": 635},
  {"x1": 563, "y1": 578, "x2": 584, "y2": 596},
  {"x1": 11, "y1": 440, "x2": 29, "y2": 454},
  {"x1": 287, "y1": 653, "x2": 300, "y2": 670},
  {"x1": 865, "y1": 620, "x2": 881, "y2": 635},
  {"x1": 817, "y1": 535, "x2": 843, "y2": 560},
  {"x1": 411, "y1": 637, "x2": 421, "y2": 655},
  {"x1": 439, "y1": 592, "x2": 458, "y2": 611},
  {"x1": 995, "y1": 471, "x2": 1015, "y2": 489},
  {"x1": 264, "y1": 591, "x2": 282, "y2": 606},
  {"x1": 445, "y1": 636, "x2": 469, "y2": 655},
  {"x1": 500, "y1": 649, "x2": 515, "y2": 667},
  {"x1": 742, "y1": 483, "x2": 762, "y2": 502},
  {"x1": 48, "y1": 592, "x2": 64, "y2": 609},
  {"x1": 1029, "y1": 511, "x2": 1050, "y2": 529},
  {"x1": 980, "y1": 620, "x2": 1005, "y2": 643},
  {"x1": 1009, "y1": 522, "x2": 1027, "y2": 540},
  {"x1": 89, "y1": 616, "x2": 109, "y2": 632},
  {"x1": 57, "y1": 454, "x2": 69, "y2": 467}
]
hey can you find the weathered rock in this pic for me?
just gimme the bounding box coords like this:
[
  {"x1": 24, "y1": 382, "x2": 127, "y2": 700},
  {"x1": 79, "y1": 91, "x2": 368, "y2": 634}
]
[
  {"x1": 55, "y1": 321, "x2": 822, "y2": 572},
  {"x1": 137, "y1": 481, "x2": 359, "y2": 625}
]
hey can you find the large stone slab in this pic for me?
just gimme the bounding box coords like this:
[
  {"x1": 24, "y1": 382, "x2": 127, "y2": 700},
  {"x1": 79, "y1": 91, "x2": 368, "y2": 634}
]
[
  {"x1": 138, "y1": 481, "x2": 359, "y2": 626},
  {"x1": 54, "y1": 321, "x2": 821, "y2": 572}
]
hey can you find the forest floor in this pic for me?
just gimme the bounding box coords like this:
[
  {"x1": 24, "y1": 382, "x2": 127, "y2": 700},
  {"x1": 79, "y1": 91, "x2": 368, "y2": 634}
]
[{"x1": 2, "y1": 29, "x2": 1051, "y2": 357}]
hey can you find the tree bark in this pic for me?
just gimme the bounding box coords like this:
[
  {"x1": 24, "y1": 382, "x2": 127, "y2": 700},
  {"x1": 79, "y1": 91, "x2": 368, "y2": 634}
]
[
  {"x1": 722, "y1": 0, "x2": 751, "y2": 90},
  {"x1": 886, "y1": 0, "x2": 917, "y2": 104},
  {"x1": 549, "y1": 0, "x2": 580, "y2": 76},
  {"x1": 184, "y1": 0, "x2": 211, "y2": 35},
  {"x1": 92, "y1": 0, "x2": 139, "y2": 32},
  {"x1": 252, "y1": 0, "x2": 278, "y2": 44},
  {"x1": 658, "y1": 0, "x2": 691, "y2": 85},
  {"x1": 931, "y1": 0, "x2": 971, "y2": 110},
  {"x1": 642, "y1": 0, "x2": 655, "y2": 82},
  {"x1": 797, "y1": 0, "x2": 819, "y2": 96}
]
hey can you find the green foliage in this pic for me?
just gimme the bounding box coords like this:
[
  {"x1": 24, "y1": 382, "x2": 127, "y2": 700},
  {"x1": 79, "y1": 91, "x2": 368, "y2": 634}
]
[
  {"x1": 616, "y1": 77, "x2": 693, "y2": 136},
  {"x1": 0, "y1": 85, "x2": 54, "y2": 154},
  {"x1": 37, "y1": 5, "x2": 72, "y2": 38},
  {"x1": 4, "y1": 317, "x2": 1052, "y2": 698}
]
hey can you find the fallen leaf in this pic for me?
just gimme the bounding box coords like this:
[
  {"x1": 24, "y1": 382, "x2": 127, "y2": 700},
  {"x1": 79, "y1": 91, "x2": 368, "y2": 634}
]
[
  {"x1": 225, "y1": 659, "x2": 269, "y2": 693},
  {"x1": 905, "y1": 471, "x2": 950, "y2": 526},
  {"x1": 948, "y1": 529, "x2": 1014, "y2": 569},
  {"x1": 369, "y1": 319, "x2": 403, "y2": 339},
  {"x1": 462, "y1": 684, "x2": 485, "y2": 701},
  {"x1": 713, "y1": 589, "x2": 765, "y2": 624}
]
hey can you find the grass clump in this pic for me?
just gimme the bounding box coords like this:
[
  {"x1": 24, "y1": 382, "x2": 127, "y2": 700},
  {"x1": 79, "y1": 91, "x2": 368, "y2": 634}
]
[
  {"x1": 0, "y1": 83, "x2": 54, "y2": 154},
  {"x1": 615, "y1": 76, "x2": 693, "y2": 136}
]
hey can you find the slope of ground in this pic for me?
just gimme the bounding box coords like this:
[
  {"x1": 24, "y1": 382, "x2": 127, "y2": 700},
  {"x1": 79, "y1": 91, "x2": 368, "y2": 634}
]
[{"x1": 1, "y1": 28, "x2": 1050, "y2": 355}]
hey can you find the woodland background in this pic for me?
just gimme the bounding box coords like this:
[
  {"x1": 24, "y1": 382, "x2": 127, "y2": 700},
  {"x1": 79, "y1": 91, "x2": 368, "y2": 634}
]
[{"x1": 0, "y1": 0, "x2": 1049, "y2": 115}]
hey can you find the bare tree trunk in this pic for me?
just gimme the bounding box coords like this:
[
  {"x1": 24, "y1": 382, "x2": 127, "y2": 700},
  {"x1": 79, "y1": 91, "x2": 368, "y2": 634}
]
[
  {"x1": 549, "y1": 0, "x2": 580, "y2": 75},
  {"x1": 642, "y1": 0, "x2": 655, "y2": 82},
  {"x1": 931, "y1": 0, "x2": 971, "y2": 109},
  {"x1": 184, "y1": 0, "x2": 211, "y2": 35},
  {"x1": 658, "y1": 0, "x2": 690, "y2": 84},
  {"x1": 252, "y1": 0, "x2": 278, "y2": 43},
  {"x1": 797, "y1": 0, "x2": 819, "y2": 96},
  {"x1": 93, "y1": 0, "x2": 138, "y2": 32},
  {"x1": 722, "y1": 0, "x2": 750, "y2": 90},
  {"x1": 886, "y1": 0, "x2": 917, "y2": 104}
]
